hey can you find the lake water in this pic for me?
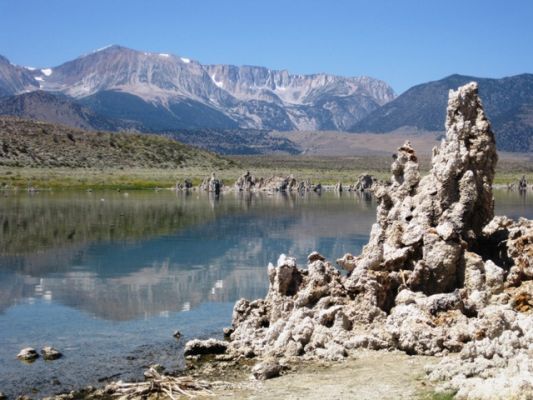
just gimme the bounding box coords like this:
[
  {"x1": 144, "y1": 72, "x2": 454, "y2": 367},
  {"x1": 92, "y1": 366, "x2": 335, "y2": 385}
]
[{"x1": 0, "y1": 190, "x2": 531, "y2": 397}]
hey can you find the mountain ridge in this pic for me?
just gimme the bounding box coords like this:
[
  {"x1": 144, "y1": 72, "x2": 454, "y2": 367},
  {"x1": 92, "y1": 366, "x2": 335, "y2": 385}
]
[
  {"x1": 1, "y1": 47, "x2": 531, "y2": 152},
  {"x1": 0, "y1": 45, "x2": 394, "y2": 131},
  {"x1": 350, "y1": 73, "x2": 533, "y2": 152},
  {"x1": 0, "y1": 90, "x2": 133, "y2": 131}
]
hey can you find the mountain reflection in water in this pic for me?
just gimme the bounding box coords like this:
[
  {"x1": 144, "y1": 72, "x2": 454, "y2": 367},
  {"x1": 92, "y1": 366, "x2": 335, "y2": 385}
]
[{"x1": 0, "y1": 191, "x2": 376, "y2": 320}]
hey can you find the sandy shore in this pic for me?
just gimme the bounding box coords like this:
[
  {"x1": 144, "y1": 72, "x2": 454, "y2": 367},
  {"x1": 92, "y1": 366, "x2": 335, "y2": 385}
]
[{"x1": 210, "y1": 350, "x2": 441, "y2": 400}]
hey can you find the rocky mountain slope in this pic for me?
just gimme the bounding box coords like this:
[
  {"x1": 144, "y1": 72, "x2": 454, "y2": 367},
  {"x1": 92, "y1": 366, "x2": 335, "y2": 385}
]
[
  {"x1": 0, "y1": 45, "x2": 394, "y2": 131},
  {"x1": 0, "y1": 117, "x2": 233, "y2": 169},
  {"x1": 0, "y1": 91, "x2": 300, "y2": 155},
  {"x1": 164, "y1": 128, "x2": 300, "y2": 155},
  {"x1": 0, "y1": 55, "x2": 38, "y2": 97},
  {"x1": 0, "y1": 91, "x2": 133, "y2": 131},
  {"x1": 351, "y1": 74, "x2": 533, "y2": 152},
  {"x1": 203, "y1": 64, "x2": 393, "y2": 130}
]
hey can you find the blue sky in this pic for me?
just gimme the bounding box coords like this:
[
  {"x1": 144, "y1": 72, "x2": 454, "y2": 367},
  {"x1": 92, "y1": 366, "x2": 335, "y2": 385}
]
[{"x1": 1, "y1": 0, "x2": 531, "y2": 93}]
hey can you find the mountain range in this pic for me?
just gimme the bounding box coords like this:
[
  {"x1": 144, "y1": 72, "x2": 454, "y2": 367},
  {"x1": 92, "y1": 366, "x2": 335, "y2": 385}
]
[
  {"x1": 0, "y1": 46, "x2": 531, "y2": 153},
  {"x1": 351, "y1": 74, "x2": 533, "y2": 152},
  {"x1": 0, "y1": 45, "x2": 393, "y2": 132}
]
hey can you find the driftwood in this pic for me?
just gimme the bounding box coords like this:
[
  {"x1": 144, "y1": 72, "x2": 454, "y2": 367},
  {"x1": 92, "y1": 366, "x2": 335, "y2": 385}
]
[{"x1": 105, "y1": 367, "x2": 215, "y2": 399}]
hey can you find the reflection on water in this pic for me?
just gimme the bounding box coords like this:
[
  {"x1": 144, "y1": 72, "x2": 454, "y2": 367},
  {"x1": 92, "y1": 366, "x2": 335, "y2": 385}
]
[
  {"x1": 0, "y1": 191, "x2": 376, "y2": 318},
  {"x1": 0, "y1": 189, "x2": 530, "y2": 397},
  {"x1": 0, "y1": 190, "x2": 377, "y2": 397}
]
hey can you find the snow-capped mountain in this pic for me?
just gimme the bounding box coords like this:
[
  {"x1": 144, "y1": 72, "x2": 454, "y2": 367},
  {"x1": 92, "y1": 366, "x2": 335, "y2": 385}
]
[
  {"x1": 0, "y1": 45, "x2": 395, "y2": 131},
  {"x1": 204, "y1": 64, "x2": 394, "y2": 130},
  {"x1": 205, "y1": 64, "x2": 393, "y2": 105},
  {"x1": 0, "y1": 55, "x2": 39, "y2": 97},
  {"x1": 39, "y1": 46, "x2": 232, "y2": 104}
]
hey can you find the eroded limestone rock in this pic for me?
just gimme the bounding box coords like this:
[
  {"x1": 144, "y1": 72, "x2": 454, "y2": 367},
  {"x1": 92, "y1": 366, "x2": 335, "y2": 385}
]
[
  {"x1": 251, "y1": 358, "x2": 282, "y2": 380},
  {"x1": 235, "y1": 171, "x2": 258, "y2": 191},
  {"x1": 519, "y1": 175, "x2": 528, "y2": 191},
  {"x1": 200, "y1": 173, "x2": 222, "y2": 194},
  {"x1": 259, "y1": 175, "x2": 298, "y2": 192},
  {"x1": 184, "y1": 339, "x2": 228, "y2": 356},
  {"x1": 353, "y1": 174, "x2": 377, "y2": 192},
  {"x1": 175, "y1": 179, "x2": 192, "y2": 191},
  {"x1": 232, "y1": 172, "x2": 328, "y2": 193},
  {"x1": 17, "y1": 347, "x2": 39, "y2": 361},
  {"x1": 41, "y1": 346, "x2": 62, "y2": 360}
]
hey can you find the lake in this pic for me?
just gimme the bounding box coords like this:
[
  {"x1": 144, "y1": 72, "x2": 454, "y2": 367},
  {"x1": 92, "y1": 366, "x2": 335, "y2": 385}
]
[{"x1": 0, "y1": 189, "x2": 531, "y2": 397}]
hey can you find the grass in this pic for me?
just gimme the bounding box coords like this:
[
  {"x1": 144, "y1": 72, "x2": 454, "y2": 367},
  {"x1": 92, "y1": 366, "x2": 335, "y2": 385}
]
[
  {"x1": 0, "y1": 153, "x2": 529, "y2": 191},
  {"x1": 0, "y1": 167, "x2": 210, "y2": 190}
]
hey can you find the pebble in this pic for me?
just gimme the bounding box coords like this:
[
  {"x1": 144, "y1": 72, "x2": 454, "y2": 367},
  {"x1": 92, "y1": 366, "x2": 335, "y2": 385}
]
[
  {"x1": 251, "y1": 359, "x2": 282, "y2": 380},
  {"x1": 41, "y1": 346, "x2": 62, "y2": 360},
  {"x1": 16, "y1": 347, "x2": 39, "y2": 361}
]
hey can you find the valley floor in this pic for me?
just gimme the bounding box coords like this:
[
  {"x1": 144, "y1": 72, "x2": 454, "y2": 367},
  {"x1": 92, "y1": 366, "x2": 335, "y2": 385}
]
[{"x1": 0, "y1": 153, "x2": 530, "y2": 190}]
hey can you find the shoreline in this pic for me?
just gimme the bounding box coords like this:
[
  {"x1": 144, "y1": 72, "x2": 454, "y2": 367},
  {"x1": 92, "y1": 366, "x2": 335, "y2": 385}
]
[
  {"x1": 34, "y1": 348, "x2": 445, "y2": 400},
  {"x1": 0, "y1": 173, "x2": 530, "y2": 192},
  {"x1": 0, "y1": 153, "x2": 530, "y2": 191}
]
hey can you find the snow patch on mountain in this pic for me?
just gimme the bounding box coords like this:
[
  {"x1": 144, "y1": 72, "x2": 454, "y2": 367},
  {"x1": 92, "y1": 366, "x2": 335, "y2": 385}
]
[
  {"x1": 94, "y1": 45, "x2": 113, "y2": 53},
  {"x1": 211, "y1": 74, "x2": 224, "y2": 88}
]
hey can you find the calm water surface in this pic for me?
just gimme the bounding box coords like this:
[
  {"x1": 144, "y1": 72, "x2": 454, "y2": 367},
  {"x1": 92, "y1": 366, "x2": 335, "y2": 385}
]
[{"x1": 0, "y1": 190, "x2": 531, "y2": 397}]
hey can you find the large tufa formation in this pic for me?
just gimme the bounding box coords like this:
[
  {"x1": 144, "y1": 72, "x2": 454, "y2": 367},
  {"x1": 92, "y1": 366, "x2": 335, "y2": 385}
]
[
  {"x1": 342, "y1": 81, "x2": 498, "y2": 306},
  {"x1": 222, "y1": 83, "x2": 533, "y2": 398}
]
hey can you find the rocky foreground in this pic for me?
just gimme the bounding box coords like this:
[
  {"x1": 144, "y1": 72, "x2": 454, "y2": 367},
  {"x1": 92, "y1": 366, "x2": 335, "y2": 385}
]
[{"x1": 205, "y1": 82, "x2": 532, "y2": 399}]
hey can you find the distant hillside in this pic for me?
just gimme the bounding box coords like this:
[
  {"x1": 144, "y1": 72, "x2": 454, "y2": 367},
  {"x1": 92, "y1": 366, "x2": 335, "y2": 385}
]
[
  {"x1": 351, "y1": 74, "x2": 533, "y2": 152},
  {"x1": 0, "y1": 117, "x2": 234, "y2": 169},
  {"x1": 0, "y1": 91, "x2": 138, "y2": 131},
  {"x1": 78, "y1": 90, "x2": 239, "y2": 131},
  {"x1": 163, "y1": 128, "x2": 301, "y2": 155},
  {"x1": 0, "y1": 91, "x2": 300, "y2": 155}
]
